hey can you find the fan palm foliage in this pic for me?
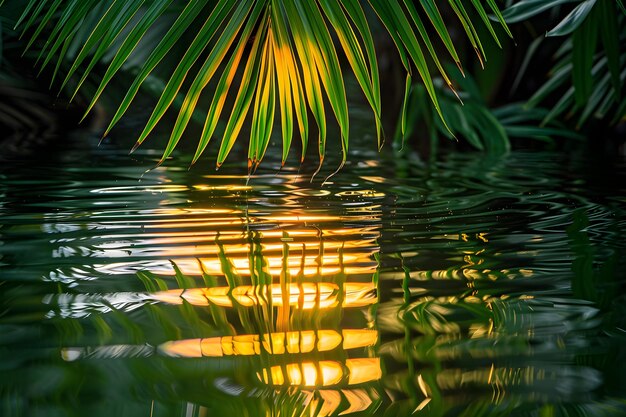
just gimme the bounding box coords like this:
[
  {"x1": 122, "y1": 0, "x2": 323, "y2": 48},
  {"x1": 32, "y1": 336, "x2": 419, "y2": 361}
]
[{"x1": 5, "y1": 0, "x2": 511, "y2": 174}]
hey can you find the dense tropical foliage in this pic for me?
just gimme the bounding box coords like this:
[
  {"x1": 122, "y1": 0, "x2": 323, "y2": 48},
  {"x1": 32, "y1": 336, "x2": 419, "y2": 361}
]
[{"x1": 0, "y1": 0, "x2": 624, "y2": 169}]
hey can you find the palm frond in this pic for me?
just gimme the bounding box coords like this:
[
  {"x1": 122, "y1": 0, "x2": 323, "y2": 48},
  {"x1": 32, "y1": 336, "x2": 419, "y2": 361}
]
[{"x1": 10, "y1": 0, "x2": 510, "y2": 172}]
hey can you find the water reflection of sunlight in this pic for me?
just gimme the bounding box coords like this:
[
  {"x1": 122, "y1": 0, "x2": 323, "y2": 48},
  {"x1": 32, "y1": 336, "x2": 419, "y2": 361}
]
[
  {"x1": 158, "y1": 329, "x2": 378, "y2": 357},
  {"x1": 44, "y1": 175, "x2": 608, "y2": 417},
  {"x1": 151, "y1": 282, "x2": 377, "y2": 308},
  {"x1": 52, "y1": 226, "x2": 560, "y2": 417},
  {"x1": 88, "y1": 205, "x2": 381, "y2": 279},
  {"x1": 55, "y1": 190, "x2": 385, "y2": 416},
  {"x1": 258, "y1": 358, "x2": 382, "y2": 387}
]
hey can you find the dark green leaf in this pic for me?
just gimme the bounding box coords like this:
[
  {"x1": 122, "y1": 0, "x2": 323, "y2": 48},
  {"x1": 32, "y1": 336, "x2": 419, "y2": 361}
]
[
  {"x1": 546, "y1": 0, "x2": 597, "y2": 37},
  {"x1": 501, "y1": 0, "x2": 579, "y2": 23}
]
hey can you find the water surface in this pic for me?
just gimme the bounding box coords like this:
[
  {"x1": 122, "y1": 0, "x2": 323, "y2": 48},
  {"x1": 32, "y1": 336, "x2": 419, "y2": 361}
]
[{"x1": 1, "y1": 134, "x2": 625, "y2": 417}]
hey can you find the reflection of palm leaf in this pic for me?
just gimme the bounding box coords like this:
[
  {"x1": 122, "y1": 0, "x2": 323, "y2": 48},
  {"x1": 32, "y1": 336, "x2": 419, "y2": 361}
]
[
  {"x1": 79, "y1": 231, "x2": 377, "y2": 348},
  {"x1": 12, "y1": 0, "x2": 509, "y2": 172},
  {"x1": 56, "y1": 233, "x2": 383, "y2": 415}
]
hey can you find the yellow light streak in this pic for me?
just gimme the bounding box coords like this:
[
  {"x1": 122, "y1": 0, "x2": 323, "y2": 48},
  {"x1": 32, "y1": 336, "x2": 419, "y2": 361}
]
[
  {"x1": 158, "y1": 329, "x2": 377, "y2": 357},
  {"x1": 346, "y1": 358, "x2": 382, "y2": 385},
  {"x1": 151, "y1": 282, "x2": 377, "y2": 309},
  {"x1": 258, "y1": 358, "x2": 381, "y2": 387}
]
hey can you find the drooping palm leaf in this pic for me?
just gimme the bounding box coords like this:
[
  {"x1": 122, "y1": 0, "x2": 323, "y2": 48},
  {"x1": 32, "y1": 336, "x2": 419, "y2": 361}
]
[{"x1": 10, "y1": 0, "x2": 510, "y2": 173}]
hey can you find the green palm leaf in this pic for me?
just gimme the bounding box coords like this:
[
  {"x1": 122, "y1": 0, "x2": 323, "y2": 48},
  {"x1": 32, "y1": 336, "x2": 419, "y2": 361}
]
[
  {"x1": 10, "y1": 0, "x2": 510, "y2": 173},
  {"x1": 159, "y1": 0, "x2": 257, "y2": 165},
  {"x1": 506, "y1": 0, "x2": 625, "y2": 127}
]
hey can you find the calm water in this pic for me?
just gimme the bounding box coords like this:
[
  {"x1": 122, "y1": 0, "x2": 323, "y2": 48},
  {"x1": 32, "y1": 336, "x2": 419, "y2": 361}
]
[{"x1": 1, "y1": 131, "x2": 625, "y2": 417}]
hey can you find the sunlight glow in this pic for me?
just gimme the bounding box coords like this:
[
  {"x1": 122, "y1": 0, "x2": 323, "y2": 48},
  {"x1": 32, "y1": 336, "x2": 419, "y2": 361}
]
[
  {"x1": 158, "y1": 329, "x2": 378, "y2": 357},
  {"x1": 258, "y1": 358, "x2": 381, "y2": 387},
  {"x1": 346, "y1": 358, "x2": 382, "y2": 385},
  {"x1": 151, "y1": 282, "x2": 377, "y2": 309}
]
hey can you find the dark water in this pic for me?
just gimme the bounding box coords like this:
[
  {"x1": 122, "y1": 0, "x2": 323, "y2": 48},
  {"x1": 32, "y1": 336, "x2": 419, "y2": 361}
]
[{"x1": 1, "y1": 132, "x2": 625, "y2": 417}]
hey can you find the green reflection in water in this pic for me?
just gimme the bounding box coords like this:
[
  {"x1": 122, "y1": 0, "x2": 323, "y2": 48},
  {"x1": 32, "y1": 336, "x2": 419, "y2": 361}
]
[
  {"x1": 1, "y1": 149, "x2": 625, "y2": 417},
  {"x1": 54, "y1": 233, "x2": 382, "y2": 416},
  {"x1": 38, "y1": 228, "x2": 615, "y2": 417}
]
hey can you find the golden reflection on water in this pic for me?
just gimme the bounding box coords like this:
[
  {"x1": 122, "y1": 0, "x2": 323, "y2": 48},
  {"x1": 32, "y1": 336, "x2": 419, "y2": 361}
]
[
  {"x1": 158, "y1": 329, "x2": 378, "y2": 357},
  {"x1": 57, "y1": 232, "x2": 557, "y2": 416},
  {"x1": 151, "y1": 282, "x2": 377, "y2": 308},
  {"x1": 128, "y1": 207, "x2": 380, "y2": 278},
  {"x1": 258, "y1": 358, "x2": 382, "y2": 387},
  {"x1": 76, "y1": 186, "x2": 384, "y2": 415},
  {"x1": 52, "y1": 180, "x2": 583, "y2": 417}
]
